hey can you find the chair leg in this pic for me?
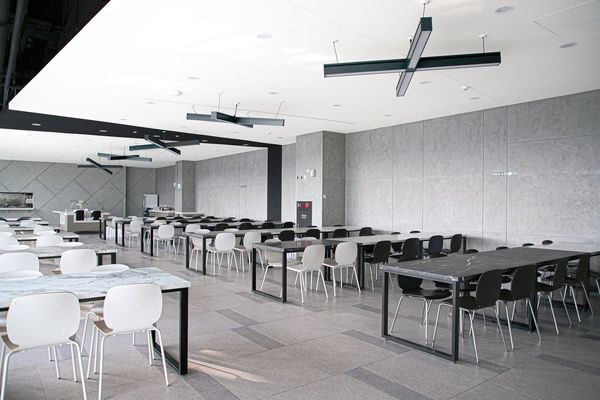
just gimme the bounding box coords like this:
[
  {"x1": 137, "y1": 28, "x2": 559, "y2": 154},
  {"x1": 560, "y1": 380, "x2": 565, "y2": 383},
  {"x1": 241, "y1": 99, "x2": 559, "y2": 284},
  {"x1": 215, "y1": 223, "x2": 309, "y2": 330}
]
[
  {"x1": 352, "y1": 267, "x2": 361, "y2": 293},
  {"x1": 431, "y1": 303, "x2": 448, "y2": 348},
  {"x1": 70, "y1": 344, "x2": 77, "y2": 381},
  {"x1": 526, "y1": 299, "x2": 541, "y2": 342},
  {"x1": 581, "y1": 283, "x2": 594, "y2": 314},
  {"x1": 146, "y1": 331, "x2": 153, "y2": 365},
  {"x1": 0, "y1": 352, "x2": 12, "y2": 400},
  {"x1": 424, "y1": 299, "x2": 429, "y2": 344},
  {"x1": 511, "y1": 301, "x2": 517, "y2": 321},
  {"x1": 369, "y1": 265, "x2": 374, "y2": 291},
  {"x1": 390, "y1": 296, "x2": 404, "y2": 332},
  {"x1": 331, "y1": 267, "x2": 337, "y2": 297},
  {"x1": 319, "y1": 270, "x2": 329, "y2": 298},
  {"x1": 52, "y1": 346, "x2": 61, "y2": 379},
  {"x1": 504, "y1": 302, "x2": 514, "y2": 350},
  {"x1": 154, "y1": 328, "x2": 170, "y2": 386},
  {"x1": 98, "y1": 335, "x2": 107, "y2": 400},
  {"x1": 299, "y1": 270, "x2": 305, "y2": 304},
  {"x1": 86, "y1": 328, "x2": 96, "y2": 378},
  {"x1": 469, "y1": 312, "x2": 479, "y2": 363},
  {"x1": 73, "y1": 342, "x2": 88, "y2": 400},
  {"x1": 547, "y1": 293, "x2": 560, "y2": 335},
  {"x1": 494, "y1": 304, "x2": 508, "y2": 352},
  {"x1": 570, "y1": 286, "x2": 582, "y2": 322},
  {"x1": 260, "y1": 266, "x2": 270, "y2": 290},
  {"x1": 560, "y1": 289, "x2": 572, "y2": 327},
  {"x1": 81, "y1": 313, "x2": 90, "y2": 356}
]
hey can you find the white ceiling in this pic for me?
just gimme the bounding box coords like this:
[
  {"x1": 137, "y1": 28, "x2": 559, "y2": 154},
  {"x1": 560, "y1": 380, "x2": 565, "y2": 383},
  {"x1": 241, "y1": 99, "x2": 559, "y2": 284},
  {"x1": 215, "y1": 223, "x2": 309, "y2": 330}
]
[{"x1": 2, "y1": 0, "x2": 600, "y2": 167}]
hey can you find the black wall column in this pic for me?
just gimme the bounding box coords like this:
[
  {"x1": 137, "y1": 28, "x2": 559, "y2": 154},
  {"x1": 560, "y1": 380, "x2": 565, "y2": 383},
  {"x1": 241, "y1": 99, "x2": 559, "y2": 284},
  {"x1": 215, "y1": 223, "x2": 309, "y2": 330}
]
[{"x1": 267, "y1": 146, "x2": 282, "y2": 221}]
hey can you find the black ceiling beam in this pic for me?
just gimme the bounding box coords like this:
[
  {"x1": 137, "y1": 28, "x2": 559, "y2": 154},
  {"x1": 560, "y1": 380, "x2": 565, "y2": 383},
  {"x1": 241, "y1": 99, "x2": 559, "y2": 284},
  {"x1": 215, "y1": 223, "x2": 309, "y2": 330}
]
[{"x1": 0, "y1": 110, "x2": 277, "y2": 149}]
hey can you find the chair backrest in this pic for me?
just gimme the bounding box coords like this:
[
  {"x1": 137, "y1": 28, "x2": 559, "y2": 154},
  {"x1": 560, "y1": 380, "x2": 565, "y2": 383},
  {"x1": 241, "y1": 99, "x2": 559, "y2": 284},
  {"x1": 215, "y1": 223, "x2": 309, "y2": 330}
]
[
  {"x1": 450, "y1": 234, "x2": 463, "y2": 253},
  {"x1": 401, "y1": 238, "x2": 421, "y2": 260},
  {"x1": 74, "y1": 210, "x2": 85, "y2": 221},
  {"x1": 549, "y1": 260, "x2": 568, "y2": 290},
  {"x1": 464, "y1": 249, "x2": 479, "y2": 254},
  {"x1": 305, "y1": 228, "x2": 320, "y2": 239},
  {"x1": 0, "y1": 236, "x2": 18, "y2": 246},
  {"x1": 279, "y1": 230, "x2": 295, "y2": 241},
  {"x1": 0, "y1": 252, "x2": 40, "y2": 273},
  {"x1": 103, "y1": 284, "x2": 163, "y2": 333},
  {"x1": 496, "y1": 246, "x2": 508, "y2": 250},
  {"x1": 243, "y1": 231, "x2": 262, "y2": 248},
  {"x1": 510, "y1": 265, "x2": 538, "y2": 300},
  {"x1": 474, "y1": 269, "x2": 503, "y2": 308},
  {"x1": 333, "y1": 228, "x2": 348, "y2": 238},
  {"x1": 214, "y1": 223, "x2": 229, "y2": 231},
  {"x1": 410, "y1": 230, "x2": 421, "y2": 234},
  {"x1": 0, "y1": 270, "x2": 43, "y2": 280},
  {"x1": 427, "y1": 235, "x2": 443, "y2": 254},
  {"x1": 91, "y1": 210, "x2": 102, "y2": 220},
  {"x1": 20, "y1": 220, "x2": 35, "y2": 227},
  {"x1": 152, "y1": 219, "x2": 167, "y2": 226},
  {"x1": 302, "y1": 244, "x2": 325, "y2": 270},
  {"x1": 17, "y1": 217, "x2": 31, "y2": 221},
  {"x1": 359, "y1": 227, "x2": 372, "y2": 236},
  {"x1": 34, "y1": 224, "x2": 54, "y2": 234},
  {"x1": 35, "y1": 234, "x2": 64, "y2": 247},
  {"x1": 261, "y1": 222, "x2": 275, "y2": 229},
  {"x1": 129, "y1": 219, "x2": 143, "y2": 233},
  {"x1": 282, "y1": 221, "x2": 294, "y2": 228},
  {"x1": 223, "y1": 218, "x2": 235, "y2": 223},
  {"x1": 224, "y1": 228, "x2": 239, "y2": 232},
  {"x1": 190, "y1": 229, "x2": 211, "y2": 249},
  {"x1": 7, "y1": 292, "x2": 80, "y2": 348},
  {"x1": 239, "y1": 218, "x2": 252, "y2": 222},
  {"x1": 0, "y1": 231, "x2": 13, "y2": 236},
  {"x1": 200, "y1": 218, "x2": 212, "y2": 223},
  {"x1": 522, "y1": 242, "x2": 534, "y2": 247},
  {"x1": 157, "y1": 224, "x2": 175, "y2": 239},
  {"x1": 184, "y1": 223, "x2": 201, "y2": 233},
  {"x1": 334, "y1": 242, "x2": 357, "y2": 266},
  {"x1": 59, "y1": 249, "x2": 97, "y2": 274},
  {"x1": 264, "y1": 238, "x2": 282, "y2": 263},
  {"x1": 575, "y1": 254, "x2": 590, "y2": 283},
  {"x1": 429, "y1": 253, "x2": 448, "y2": 259},
  {"x1": 239, "y1": 222, "x2": 254, "y2": 230},
  {"x1": 397, "y1": 275, "x2": 423, "y2": 291},
  {"x1": 0, "y1": 217, "x2": 6, "y2": 221},
  {"x1": 372, "y1": 240, "x2": 392, "y2": 263},
  {"x1": 215, "y1": 232, "x2": 235, "y2": 251},
  {"x1": 541, "y1": 240, "x2": 553, "y2": 245}
]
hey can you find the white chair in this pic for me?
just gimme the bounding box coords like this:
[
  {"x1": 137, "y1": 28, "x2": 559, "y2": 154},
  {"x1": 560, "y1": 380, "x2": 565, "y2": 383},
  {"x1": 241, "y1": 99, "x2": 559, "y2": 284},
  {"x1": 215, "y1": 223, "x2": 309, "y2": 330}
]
[
  {"x1": 189, "y1": 229, "x2": 211, "y2": 270},
  {"x1": 60, "y1": 249, "x2": 97, "y2": 275},
  {"x1": 87, "y1": 284, "x2": 168, "y2": 399},
  {"x1": 260, "y1": 238, "x2": 300, "y2": 291},
  {"x1": 0, "y1": 226, "x2": 11, "y2": 233},
  {"x1": 224, "y1": 228, "x2": 239, "y2": 232},
  {"x1": 0, "y1": 222, "x2": 8, "y2": 227},
  {"x1": 152, "y1": 225, "x2": 175, "y2": 256},
  {"x1": 0, "y1": 252, "x2": 40, "y2": 274},
  {"x1": 323, "y1": 242, "x2": 360, "y2": 296},
  {"x1": 206, "y1": 233, "x2": 238, "y2": 273},
  {"x1": 36, "y1": 234, "x2": 64, "y2": 247},
  {"x1": 106, "y1": 219, "x2": 116, "y2": 239},
  {"x1": 0, "y1": 237, "x2": 18, "y2": 248},
  {"x1": 33, "y1": 225, "x2": 55, "y2": 234},
  {"x1": 287, "y1": 244, "x2": 327, "y2": 303},
  {"x1": 19, "y1": 220, "x2": 35, "y2": 227},
  {"x1": 90, "y1": 264, "x2": 130, "y2": 274},
  {"x1": 0, "y1": 270, "x2": 43, "y2": 280},
  {"x1": 0, "y1": 292, "x2": 87, "y2": 400},
  {"x1": 233, "y1": 231, "x2": 263, "y2": 271},
  {"x1": 125, "y1": 220, "x2": 142, "y2": 247},
  {"x1": 0, "y1": 232, "x2": 12, "y2": 237},
  {"x1": 176, "y1": 224, "x2": 201, "y2": 255}
]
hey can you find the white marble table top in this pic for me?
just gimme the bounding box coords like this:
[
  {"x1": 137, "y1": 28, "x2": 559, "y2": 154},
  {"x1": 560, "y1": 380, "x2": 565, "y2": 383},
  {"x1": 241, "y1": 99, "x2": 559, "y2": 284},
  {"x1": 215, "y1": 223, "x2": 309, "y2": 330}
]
[
  {"x1": 0, "y1": 242, "x2": 117, "y2": 259},
  {"x1": 14, "y1": 232, "x2": 79, "y2": 242},
  {"x1": 0, "y1": 267, "x2": 190, "y2": 310},
  {"x1": 6, "y1": 220, "x2": 49, "y2": 226}
]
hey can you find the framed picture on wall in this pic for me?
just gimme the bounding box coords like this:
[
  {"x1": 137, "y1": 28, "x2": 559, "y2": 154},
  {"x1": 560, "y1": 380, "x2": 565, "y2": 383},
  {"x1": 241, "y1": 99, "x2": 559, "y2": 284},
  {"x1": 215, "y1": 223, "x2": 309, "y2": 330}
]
[{"x1": 0, "y1": 192, "x2": 34, "y2": 210}]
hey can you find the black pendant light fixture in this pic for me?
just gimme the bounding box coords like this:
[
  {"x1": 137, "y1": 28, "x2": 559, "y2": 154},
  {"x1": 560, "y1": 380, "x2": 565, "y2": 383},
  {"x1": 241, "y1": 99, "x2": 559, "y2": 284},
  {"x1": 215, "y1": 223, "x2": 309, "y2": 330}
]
[
  {"x1": 77, "y1": 158, "x2": 123, "y2": 175},
  {"x1": 128, "y1": 135, "x2": 200, "y2": 156},
  {"x1": 187, "y1": 95, "x2": 285, "y2": 128},
  {"x1": 97, "y1": 153, "x2": 152, "y2": 162}
]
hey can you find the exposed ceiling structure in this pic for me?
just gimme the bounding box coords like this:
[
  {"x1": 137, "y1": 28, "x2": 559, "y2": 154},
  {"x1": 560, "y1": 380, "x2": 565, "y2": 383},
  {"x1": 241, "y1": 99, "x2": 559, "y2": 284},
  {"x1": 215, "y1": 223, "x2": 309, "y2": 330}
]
[{"x1": 1, "y1": 0, "x2": 599, "y2": 167}]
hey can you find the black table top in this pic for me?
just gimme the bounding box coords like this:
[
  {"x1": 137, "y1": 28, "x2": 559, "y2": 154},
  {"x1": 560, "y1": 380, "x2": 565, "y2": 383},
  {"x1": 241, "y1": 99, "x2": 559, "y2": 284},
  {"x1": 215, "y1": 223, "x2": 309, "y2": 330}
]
[
  {"x1": 253, "y1": 239, "x2": 339, "y2": 253},
  {"x1": 382, "y1": 247, "x2": 588, "y2": 283}
]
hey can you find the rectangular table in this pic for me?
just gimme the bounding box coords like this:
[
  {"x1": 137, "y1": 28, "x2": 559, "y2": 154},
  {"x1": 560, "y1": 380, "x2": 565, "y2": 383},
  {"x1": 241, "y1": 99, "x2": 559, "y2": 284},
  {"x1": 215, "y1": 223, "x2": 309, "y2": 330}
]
[
  {"x1": 0, "y1": 267, "x2": 190, "y2": 375},
  {"x1": 15, "y1": 232, "x2": 79, "y2": 242},
  {"x1": 0, "y1": 243, "x2": 118, "y2": 265},
  {"x1": 381, "y1": 247, "x2": 589, "y2": 363},
  {"x1": 5, "y1": 220, "x2": 49, "y2": 227}
]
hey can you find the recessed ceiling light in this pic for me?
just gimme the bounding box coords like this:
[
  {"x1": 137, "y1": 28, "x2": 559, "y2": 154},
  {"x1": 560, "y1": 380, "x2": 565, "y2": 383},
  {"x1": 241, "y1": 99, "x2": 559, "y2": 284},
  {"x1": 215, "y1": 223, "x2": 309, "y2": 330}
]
[
  {"x1": 119, "y1": 118, "x2": 127, "y2": 121},
  {"x1": 146, "y1": 101, "x2": 155, "y2": 104},
  {"x1": 383, "y1": 114, "x2": 392, "y2": 117},
  {"x1": 133, "y1": 131, "x2": 137, "y2": 134},
  {"x1": 470, "y1": 97, "x2": 480, "y2": 100},
  {"x1": 256, "y1": 33, "x2": 272, "y2": 39},
  {"x1": 331, "y1": 104, "x2": 342, "y2": 107},
  {"x1": 243, "y1": 143, "x2": 249, "y2": 146},
  {"x1": 201, "y1": 139, "x2": 208, "y2": 143},
  {"x1": 494, "y1": 5, "x2": 514, "y2": 14},
  {"x1": 559, "y1": 42, "x2": 577, "y2": 49},
  {"x1": 31, "y1": 123, "x2": 41, "y2": 127},
  {"x1": 187, "y1": 76, "x2": 199, "y2": 80},
  {"x1": 461, "y1": 85, "x2": 470, "y2": 91},
  {"x1": 99, "y1": 129, "x2": 108, "y2": 133},
  {"x1": 277, "y1": 136, "x2": 283, "y2": 139},
  {"x1": 268, "y1": 91, "x2": 278, "y2": 95},
  {"x1": 153, "y1": 134, "x2": 161, "y2": 138},
  {"x1": 419, "y1": 80, "x2": 431, "y2": 85}
]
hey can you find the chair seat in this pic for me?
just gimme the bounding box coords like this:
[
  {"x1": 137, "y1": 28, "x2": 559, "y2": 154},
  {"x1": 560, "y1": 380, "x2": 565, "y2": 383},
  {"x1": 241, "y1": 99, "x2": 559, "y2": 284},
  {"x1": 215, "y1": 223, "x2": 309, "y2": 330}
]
[
  {"x1": 288, "y1": 263, "x2": 319, "y2": 273},
  {"x1": 536, "y1": 282, "x2": 555, "y2": 293},
  {"x1": 435, "y1": 281, "x2": 477, "y2": 291},
  {"x1": 498, "y1": 288, "x2": 518, "y2": 302},
  {"x1": 562, "y1": 276, "x2": 582, "y2": 286},
  {"x1": 402, "y1": 288, "x2": 451, "y2": 300},
  {"x1": 443, "y1": 295, "x2": 478, "y2": 310},
  {"x1": 322, "y1": 258, "x2": 353, "y2": 269},
  {"x1": 234, "y1": 245, "x2": 247, "y2": 251},
  {"x1": 267, "y1": 260, "x2": 300, "y2": 268}
]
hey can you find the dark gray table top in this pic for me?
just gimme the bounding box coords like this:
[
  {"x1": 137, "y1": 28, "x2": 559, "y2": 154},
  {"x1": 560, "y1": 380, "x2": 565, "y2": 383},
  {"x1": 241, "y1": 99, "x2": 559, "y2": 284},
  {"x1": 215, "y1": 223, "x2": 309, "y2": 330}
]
[
  {"x1": 253, "y1": 239, "x2": 339, "y2": 253},
  {"x1": 185, "y1": 226, "x2": 361, "y2": 239}
]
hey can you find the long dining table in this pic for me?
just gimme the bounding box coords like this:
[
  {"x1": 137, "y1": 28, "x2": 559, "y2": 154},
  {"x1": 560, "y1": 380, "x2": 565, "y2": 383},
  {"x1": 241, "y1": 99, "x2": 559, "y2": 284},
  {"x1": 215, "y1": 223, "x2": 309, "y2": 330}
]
[
  {"x1": 381, "y1": 246, "x2": 592, "y2": 363},
  {"x1": 0, "y1": 242, "x2": 118, "y2": 265}
]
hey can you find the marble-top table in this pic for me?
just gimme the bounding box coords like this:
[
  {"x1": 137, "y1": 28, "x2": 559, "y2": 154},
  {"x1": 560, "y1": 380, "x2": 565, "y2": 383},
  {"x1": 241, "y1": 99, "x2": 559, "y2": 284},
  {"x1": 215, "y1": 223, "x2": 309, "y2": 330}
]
[
  {"x1": 0, "y1": 267, "x2": 190, "y2": 375},
  {"x1": 380, "y1": 247, "x2": 590, "y2": 363},
  {"x1": 14, "y1": 231, "x2": 79, "y2": 242},
  {"x1": 9, "y1": 225, "x2": 60, "y2": 233},
  {"x1": 5, "y1": 220, "x2": 49, "y2": 226},
  {"x1": 0, "y1": 242, "x2": 118, "y2": 265},
  {"x1": 1, "y1": 217, "x2": 44, "y2": 223}
]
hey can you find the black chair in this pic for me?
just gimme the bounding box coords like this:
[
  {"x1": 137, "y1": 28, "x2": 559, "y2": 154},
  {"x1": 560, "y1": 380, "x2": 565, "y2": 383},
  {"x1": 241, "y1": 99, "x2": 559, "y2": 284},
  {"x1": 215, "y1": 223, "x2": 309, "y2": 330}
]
[
  {"x1": 561, "y1": 254, "x2": 593, "y2": 322},
  {"x1": 364, "y1": 241, "x2": 391, "y2": 291},
  {"x1": 305, "y1": 228, "x2": 320, "y2": 239},
  {"x1": 390, "y1": 275, "x2": 452, "y2": 344},
  {"x1": 278, "y1": 230, "x2": 295, "y2": 241},
  {"x1": 410, "y1": 230, "x2": 421, "y2": 234},
  {"x1": 200, "y1": 219, "x2": 212, "y2": 223},
  {"x1": 0, "y1": 217, "x2": 6, "y2": 221},
  {"x1": 214, "y1": 223, "x2": 229, "y2": 232},
  {"x1": 442, "y1": 234, "x2": 463, "y2": 255},
  {"x1": 391, "y1": 237, "x2": 420, "y2": 262},
  {"x1": 282, "y1": 221, "x2": 294, "y2": 228},
  {"x1": 465, "y1": 249, "x2": 479, "y2": 254},
  {"x1": 223, "y1": 218, "x2": 235, "y2": 223},
  {"x1": 332, "y1": 228, "x2": 348, "y2": 238},
  {"x1": 496, "y1": 246, "x2": 509, "y2": 250},
  {"x1": 333, "y1": 224, "x2": 343, "y2": 227},
  {"x1": 17, "y1": 217, "x2": 30, "y2": 221},
  {"x1": 261, "y1": 222, "x2": 275, "y2": 229},
  {"x1": 359, "y1": 227, "x2": 372, "y2": 236},
  {"x1": 390, "y1": 232, "x2": 402, "y2": 256},
  {"x1": 498, "y1": 265, "x2": 541, "y2": 349},
  {"x1": 522, "y1": 243, "x2": 534, "y2": 247},
  {"x1": 239, "y1": 218, "x2": 252, "y2": 222},
  {"x1": 432, "y1": 269, "x2": 508, "y2": 363},
  {"x1": 74, "y1": 210, "x2": 85, "y2": 221},
  {"x1": 536, "y1": 261, "x2": 571, "y2": 335},
  {"x1": 91, "y1": 210, "x2": 102, "y2": 221},
  {"x1": 239, "y1": 222, "x2": 254, "y2": 230},
  {"x1": 425, "y1": 235, "x2": 443, "y2": 257},
  {"x1": 156, "y1": 217, "x2": 166, "y2": 220},
  {"x1": 205, "y1": 216, "x2": 215, "y2": 219},
  {"x1": 542, "y1": 240, "x2": 554, "y2": 245}
]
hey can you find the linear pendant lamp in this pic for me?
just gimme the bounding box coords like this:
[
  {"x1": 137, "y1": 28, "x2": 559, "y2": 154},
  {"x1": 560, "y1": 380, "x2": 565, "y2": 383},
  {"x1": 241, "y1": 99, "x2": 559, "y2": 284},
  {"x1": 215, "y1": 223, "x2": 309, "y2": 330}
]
[
  {"x1": 186, "y1": 111, "x2": 285, "y2": 128},
  {"x1": 77, "y1": 158, "x2": 123, "y2": 175},
  {"x1": 128, "y1": 135, "x2": 200, "y2": 156},
  {"x1": 323, "y1": 17, "x2": 501, "y2": 96},
  {"x1": 97, "y1": 153, "x2": 152, "y2": 162}
]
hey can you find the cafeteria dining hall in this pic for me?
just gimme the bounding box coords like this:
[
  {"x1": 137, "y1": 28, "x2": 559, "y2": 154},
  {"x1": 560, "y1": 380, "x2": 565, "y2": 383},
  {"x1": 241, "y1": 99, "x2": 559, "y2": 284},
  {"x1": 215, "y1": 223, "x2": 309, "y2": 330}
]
[{"x1": 0, "y1": 0, "x2": 599, "y2": 399}]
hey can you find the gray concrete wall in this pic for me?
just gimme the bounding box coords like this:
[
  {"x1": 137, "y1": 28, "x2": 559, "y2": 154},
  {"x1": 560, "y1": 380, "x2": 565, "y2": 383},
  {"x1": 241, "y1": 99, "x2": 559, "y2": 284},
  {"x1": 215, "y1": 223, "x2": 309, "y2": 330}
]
[
  {"x1": 322, "y1": 131, "x2": 346, "y2": 226},
  {"x1": 0, "y1": 160, "x2": 126, "y2": 224},
  {"x1": 126, "y1": 167, "x2": 156, "y2": 216},
  {"x1": 295, "y1": 132, "x2": 323, "y2": 226},
  {"x1": 195, "y1": 149, "x2": 268, "y2": 219},
  {"x1": 155, "y1": 165, "x2": 175, "y2": 208},
  {"x1": 345, "y1": 89, "x2": 600, "y2": 249},
  {"x1": 281, "y1": 144, "x2": 296, "y2": 223},
  {"x1": 174, "y1": 161, "x2": 196, "y2": 212}
]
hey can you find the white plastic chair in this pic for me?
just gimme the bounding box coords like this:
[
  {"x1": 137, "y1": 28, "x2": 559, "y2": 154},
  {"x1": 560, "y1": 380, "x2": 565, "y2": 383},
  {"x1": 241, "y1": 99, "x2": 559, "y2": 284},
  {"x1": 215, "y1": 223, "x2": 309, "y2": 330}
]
[
  {"x1": 36, "y1": 234, "x2": 64, "y2": 247},
  {"x1": 60, "y1": 249, "x2": 97, "y2": 275},
  {"x1": 233, "y1": 231, "x2": 263, "y2": 271},
  {"x1": 0, "y1": 222, "x2": 8, "y2": 227},
  {"x1": 323, "y1": 242, "x2": 360, "y2": 296},
  {"x1": 126, "y1": 220, "x2": 142, "y2": 247},
  {"x1": 0, "y1": 252, "x2": 40, "y2": 274},
  {"x1": 0, "y1": 228, "x2": 11, "y2": 234},
  {"x1": 176, "y1": 224, "x2": 201, "y2": 255},
  {"x1": 260, "y1": 238, "x2": 300, "y2": 291},
  {"x1": 0, "y1": 270, "x2": 43, "y2": 281},
  {"x1": 0, "y1": 292, "x2": 87, "y2": 400},
  {"x1": 189, "y1": 229, "x2": 211, "y2": 270},
  {"x1": 288, "y1": 244, "x2": 327, "y2": 303},
  {"x1": 33, "y1": 225, "x2": 55, "y2": 234},
  {"x1": 90, "y1": 264, "x2": 130, "y2": 274},
  {"x1": 206, "y1": 233, "x2": 238, "y2": 273},
  {"x1": 87, "y1": 284, "x2": 168, "y2": 399},
  {"x1": 19, "y1": 220, "x2": 35, "y2": 227},
  {"x1": 152, "y1": 225, "x2": 175, "y2": 256},
  {"x1": 0, "y1": 237, "x2": 18, "y2": 247}
]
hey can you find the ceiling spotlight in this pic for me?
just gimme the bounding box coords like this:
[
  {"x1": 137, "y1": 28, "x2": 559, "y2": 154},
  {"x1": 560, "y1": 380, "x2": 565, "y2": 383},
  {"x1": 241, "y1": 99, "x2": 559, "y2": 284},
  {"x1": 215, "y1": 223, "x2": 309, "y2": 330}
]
[
  {"x1": 266, "y1": 132, "x2": 272, "y2": 136},
  {"x1": 187, "y1": 76, "x2": 199, "y2": 80},
  {"x1": 419, "y1": 80, "x2": 431, "y2": 85},
  {"x1": 268, "y1": 91, "x2": 278, "y2": 95},
  {"x1": 495, "y1": 5, "x2": 514, "y2": 14},
  {"x1": 201, "y1": 139, "x2": 208, "y2": 143},
  {"x1": 99, "y1": 129, "x2": 108, "y2": 133},
  {"x1": 470, "y1": 97, "x2": 480, "y2": 100},
  {"x1": 331, "y1": 104, "x2": 342, "y2": 107},
  {"x1": 146, "y1": 101, "x2": 155, "y2": 104},
  {"x1": 461, "y1": 85, "x2": 470, "y2": 91},
  {"x1": 31, "y1": 123, "x2": 42, "y2": 127},
  {"x1": 256, "y1": 33, "x2": 272, "y2": 39},
  {"x1": 559, "y1": 42, "x2": 577, "y2": 49},
  {"x1": 133, "y1": 130, "x2": 137, "y2": 134},
  {"x1": 383, "y1": 114, "x2": 392, "y2": 117}
]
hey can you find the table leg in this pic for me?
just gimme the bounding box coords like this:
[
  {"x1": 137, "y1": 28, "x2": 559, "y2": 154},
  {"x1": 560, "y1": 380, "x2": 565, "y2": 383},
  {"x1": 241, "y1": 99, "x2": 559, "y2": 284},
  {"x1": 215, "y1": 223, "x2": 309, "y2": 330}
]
[
  {"x1": 252, "y1": 248, "x2": 257, "y2": 292},
  {"x1": 110, "y1": 253, "x2": 116, "y2": 264},
  {"x1": 282, "y1": 252, "x2": 287, "y2": 303},
  {"x1": 121, "y1": 223, "x2": 126, "y2": 247},
  {"x1": 97, "y1": 255, "x2": 103, "y2": 266},
  {"x1": 150, "y1": 228, "x2": 154, "y2": 257},
  {"x1": 462, "y1": 236, "x2": 467, "y2": 254},
  {"x1": 451, "y1": 281, "x2": 460, "y2": 362},
  {"x1": 419, "y1": 241, "x2": 424, "y2": 259},
  {"x1": 98, "y1": 220, "x2": 102, "y2": 239},
  {"x1": 358, "y1": 244, "x2": 364, "y2": 288},
  {"x1": 185, "y1": 236, "x2": 190, "y2": 269},
  {"x1": 114, "y1": 223, "x2": 118, "y2": 245},
  {"x1": 202, "y1": 236, "x2": 207, "y2": 274},
  {"x1": 381, "y1": 271, "x2": 389, "y2": 336},
  {"x1": 528, "y1": 288, "x2": 538, "y2": 331},
  {"x1": 140, "y1": 227, "x2": 145, "y2": 253},
  {"x1": 152, "y1": 288, "x2": 188, "y2": 375}
]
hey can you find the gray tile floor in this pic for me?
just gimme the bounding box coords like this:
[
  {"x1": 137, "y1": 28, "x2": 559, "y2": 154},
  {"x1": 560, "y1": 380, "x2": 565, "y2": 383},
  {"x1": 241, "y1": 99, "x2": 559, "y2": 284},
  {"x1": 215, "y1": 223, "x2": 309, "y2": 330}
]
[{"x1": 3, "y1": 233, "x2": 600, "y2": 399}]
